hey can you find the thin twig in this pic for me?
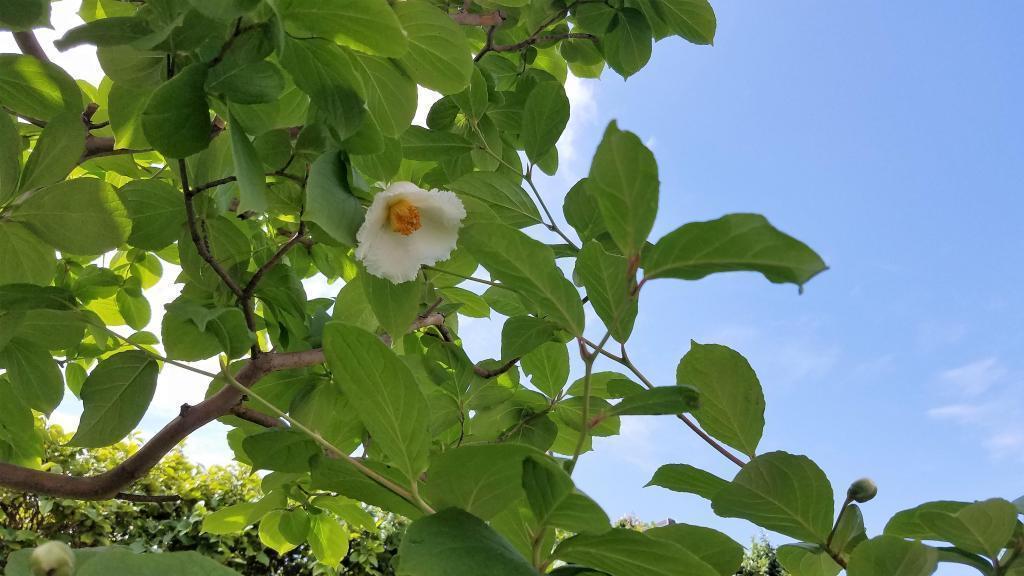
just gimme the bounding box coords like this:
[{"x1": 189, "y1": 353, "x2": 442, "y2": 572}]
[
  {"x1": 115, "y1": 492, "x2": 183, "y2": 503},
  {"x1": 179, "y1": 159, "x2": 246, "y2": 301},
  {"x1": 13, "y1": 31, "x2": 48, "y2": 61},
  {"x1": 231, "y1": 405, "x2": 285, "y2": 428}
]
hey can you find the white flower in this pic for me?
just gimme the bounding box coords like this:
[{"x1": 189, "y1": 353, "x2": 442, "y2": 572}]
[{"x1": 355, "y1": 181, "x2": 466, "y2": 284}]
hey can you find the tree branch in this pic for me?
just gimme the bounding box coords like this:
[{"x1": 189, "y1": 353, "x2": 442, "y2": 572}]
[
  {"x1": 452, "y1": 11, "x2": 505, "y2": 26},
  {"x1": 13, "y1": 31, "x2": 48, "y2": 61},
  {"x1": 115, "y1": 492, "x2": 184, "y2": 503},
  {"x1": 230, "y1": 405, "x2": 285, "y2": 428}
]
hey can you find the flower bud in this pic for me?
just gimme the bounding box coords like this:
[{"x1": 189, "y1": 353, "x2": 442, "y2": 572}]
[
  {"x1": 29, "y1": 541, "x2": 75, "y2": 576},
  {"x1": 847, "y1": 477, "x2": 878, "y2": 503}
]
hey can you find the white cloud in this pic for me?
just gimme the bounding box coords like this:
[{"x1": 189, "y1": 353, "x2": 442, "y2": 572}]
[
  {"x1": 558, "y1": 75, "x2": 598, "y2": 165},
  {"x1": 984, "y1": 432, "x2": 1024, "y2": 460},
  {"x1": 939, "y1": 357, "x2": 1005, "y2": 397},
  {"x1": 927, "y1": 403, "x2": 986, "y2": 424}
]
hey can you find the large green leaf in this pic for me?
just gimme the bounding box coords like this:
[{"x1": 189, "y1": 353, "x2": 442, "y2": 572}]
[
  {"x1": 917, "y1": 498, "x2": 1018, "y2": 558},
  {"x1": 10, "y1": 178, "x2": 130, "y2": 254},
  {"x1": 646, "y1": 463, "x2": 728, "y2": 500},
  {"x1": 563, "y1": 179, "x2": 607, "y2": 243},
  {"x1": 555, "y1": 528, "x2": 720, "y2": 576},
  {"x1": 243, "y1": 429, "x2": 319, "y2": 473},
  {"x1": 576, "y1": 241, "x2": 637, "y2": 343},
  {"x1": 587, "y1": 121, "x2": 658, "y2": 257},
  {"x1": 500, "y1": 315, "x2": 558, "y2": 362},
  {"x1": 0, "y1": 0, "x2": 50, "y2": 31},
  {"x1": 604, "y1": 9, "x2": 653, "y2": 79},
  {"x1": 643, "y1": 213, "x2": 827, "y2": 289},
  {"x1": 397, "y1": 508, "x2": 537, "y2": 576},
  {"x1": 646, "y1": 523, "x2": 744, "y2": 576},
  {"x1": 0, "y1": 376, "x2": 40, "y2": 467},
  {"x1": 202, "y1": 491, "x2": 287, "y2": 534},
  {"x1": 0, "y1": 111, "x2": 20, "y2": 203},
  {"x1": 676, "y1": 341, "x2": 764, "y2": 457},
  {"x1": 0, "y1": 338, "x2": 62, "y2": 414},
  {"x1": 462, "y1": 222, "x2": 585, "y2": 335},
  {"x1": 207, "y1": 60, "x2": 285, "y2": 105},
  {"x1": 322, "y1": 322, "x2": 430, "y2": 482},
  {"x1": 361, "y1": 271, "x2": 420, "y2": 339},
  {"x1": 308, "y1": 514, "x2": 350, "y2": 566},
  {"x1": 0, "y1": 284, "x2": 76, "y2": 312},
  {"x1": 311, "y1": 456, "x2": 423, "y2": 519},
  {"x1": 116, "y1": 178, "x2": 185, "y2": 251},
  {"x1": 141, "y1": 63, "x2": 212, "y2": 158},
  {"x1": 0, "y1": 222, "x2": 56, "y2": 286},
  {"x1": 18, "y1": 110, "x2": 85, "y2": 192},
  {"x1": 228, "y1": 114, "x2": 267, "y2": 213},
  {"x1": 522, "y1": 456, "x2": 610, "y2": 534},
  {"x1": 422, "y1": 444, "x2": 535, "y2": 520},
  {"x1": 186, "y1": 0, "x2": 261, "y2": 21},
  {"x1": 279, "y1": 37, "x2": 366, "y2": 144},
  {"x1": 711, "y1": 451, "x2": 834, "y2": 543},
  {"x1": 278, "y1": 0, "x2": 406, "y2": 57},
  {"x1": 522, "y1": 81, "x2": 570, "y2": 163},
  {"x1": 449, "y1": 172, "x2": 541, "y2": 229},
  {"x1": 55, "y1": 16, "x2": 154, "y2": 50},
  {"x1": 0, "y1": 54, "x2": 81, "y2": 121},
  {"x1": 401, "y1": 126, "x2": 474, "y2": 160},
  {"x1": 776, "y1": 544, "x2": 842, "y2": 576},
  {"x1": 304, "y1": 150, "x2": 364, "y2": 246},
  {"x1": 609, "y1": 386, "x2": 699, "y2": 416},
  {"x1": 352, "y1": 54, "x2": 417, "y2": 137},
  {"x1": 74, "y1": 550, "x2": 243, "y2": 575},
  {"x1": 521, "y1": 341, "x2": 569, "y2": 398},
  {"x1": 884, "y1": 501, "x2": 970, "y2": 540},
  {"x1": 394, "y1": 0, "x2": 473, "y2": 94},
  {"x1": 846, "y1": 536, "x2": 938, "y2": 576},
  {"x1": 641, "y1": 0, "x2": 717, "y2": 45},
  {"x1": 107, "y1": 81, "x2": 152, "y2": 149},
  {"x1": 70, "y1": 350, "x2": 159, "y2": 448}
]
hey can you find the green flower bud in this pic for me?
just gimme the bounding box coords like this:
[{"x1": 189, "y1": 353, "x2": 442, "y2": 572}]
[
  {"x1": 29, "y1": 541, "x2": 75, "y2": 576},
  {"x1": 847, "y1": 477, "x2": 878, "y2": 503}
]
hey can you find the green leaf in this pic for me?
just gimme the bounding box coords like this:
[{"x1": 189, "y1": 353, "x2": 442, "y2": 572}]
[
  {"x1": 243, "y1": 428, "x2": 319, "y2": 473},
  {"x1": 646, "y1": 463, "x2": 728, "y2": 500},
  {"x1": 259, "y1": 510, "x2": 303, "y2": 554},
  {"x1": 9, "y1": 309, "x2": 83, "y2": 351},
  {"x1": 522, "y1": 456, "x2": 610, "y2": 534},
  {"x1": 521, "y1": 341, "x2": 569, "y2": 398},
  {"x1": 0, "y1": 0, "x2": 49, "y2": 31},
  {"x1": 646, "y1": 523, "x2": 744, "y2": 576},
  {"x1": 522, "y1": 81, "x2": 570, "y2": 163},
  {"x1": 0, "y1": 111, "x2": 20, "y2": 203},
  {"x1": 563, "y1": 178, "x2": 607, "y2": 243},
  {"x1": 308, "y1": 514, "x2": 350, "y2": 567},
  {"x1": 576, "y1": 241, "x2": 637, "y2": 342},
  {"x1": 163, "y1": 301, "x2": 254, "y2": 360},
  {"x1": 422, "y1": 444, "x2": 536, "y2": 520},
  {"x1": 0, "y1": 54, "x2": 81, "y2": 121},
  {"x1": 884, "y1": 501, "x2": 969, "y2": 540},
  {"x1": 0, "y1": 338, "x2": 62, "y2": 414},
  {"x1": 394, "y1": 0, "x2": 474, "y2": 94},
  {"x1": 397, "y1": 508, "x2": 538, "y2": 576},
  {"x1": 917, "y1": 498, "x2": 1018, "y2": 558},
  {"x1": 304, "y1": 150, "x2": 364, "y2": 246},
  {"x1": 141, "y1": 62, "x2": 212, "y2": 158},
  {"x1": 70, "y1": 350, "x2": 160, "y2": 448},
  {"x1": 676, "y1": 341, "x2": 764, "y2": 457},
  {"x1": 462, "y1": 222, "x2": 585, "y2": 335},
  {"x1": 605, "y1": 9, "x2": 653, "y2": 79},
  {"x1": 278, "y1": 0, "x2": 406, "y2": 57},
  {"x1": 846, "y1": 536, "x2": 938, "y2": 576},
  {"x1": 0, "y1": 222, "x2": 56, "y2": 286},
  {"x1": 501, "y1": 315, "x2": 558, "y2": 362},
  {"x1": 116, "y1": 178, "x2": 185, "y2": 251},
  {"x1": 587, "y1": 121, "x2": 658, "y2": 257},
  {"x1": 322, "y1": 322, "x2": 430, "y2": 482},
  {"x1": 353, "y1": 54, "x2": 418, "y2": 137},
  {"x1": 449, "y1": 171, "x2": 541, "y2": 229},
  {"x1": 206, "y1": 60, "x2": 285, "y2": 105},
  {"x1": 203, "y1": 493, "x2": 287, "y2": 535},
  {"x1": 18, "y1": 110, "x2": 85, "y2": 192},
  {"x1": 55, "y1": 16, "x2": 154, "y2": 50},
  {"x1": 279, "y1": 37, "x2": 366, "y2": 144},
  {"x1": 291, "y1": 383, "x2": 364, "y2": 452},
  {"x1": 610, "y1": 386, "x2": 699, "y2": 416},
  {"x1": 643, "y1": 213, "x2": 828, "y2": 289},
  {"x1": 362, "y1": 271, "x2": 420, "y2": 338},
  {"x1": 107, "y1": 82, "x2": 152, "y2": 149},
  {"x1": 116, "y1": 288, "x2": 151, "y2": 330},
  {"x1": 555, "y1": 528, "x2": 720, "y2": 576},
  {"x1": 0, "y1": 284, "x2": 76, "y2": 312},
  {"x1": 75, "y1": 550, "x2": 244, "y2": 575},
  {"x1": 401, "y1": 126, "x2": 474, "y2": 160},
  {"x1": 831, "y1": 504, "x2": 868, "y2": 556},
  {"x1": 0, "y1": 376, "x2": 40, "y2": 467},
  {"x1": 776, "y1": 544, "x2": 842, "y2": 576},
  {"x1": 711, "y1": 451, "x2": 834, "y2": 543},
  {"x1": 437, "y1": 286, "x2": 490, "y2": 318},
  {"x1": 228, "y1": 114, "x2": 267, "y2": 213},
  {"x1": 10, "y1": 178, "x2": 130, "y2": 254},
  {"x1": 644, "y1": 0, "x2": 717, "y2": 45},
  {"x1": 568, "y1": 371, "x2": 644, "y2": 399},
  {"x1": 311, "y1": 455, "x2": 424, "y2": 519}
]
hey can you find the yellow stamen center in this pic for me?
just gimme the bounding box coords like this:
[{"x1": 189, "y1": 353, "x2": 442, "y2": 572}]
[{"x1": 388, "y1": 198, "x2": 422, "y2": 236}]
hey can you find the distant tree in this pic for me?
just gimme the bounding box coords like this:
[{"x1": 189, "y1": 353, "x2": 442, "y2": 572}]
[{"x1": 735, "y1": 536, "x2": 788, "y2": 576}]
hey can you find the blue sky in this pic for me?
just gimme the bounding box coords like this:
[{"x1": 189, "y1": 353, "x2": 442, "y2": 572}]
[
  {"x1": 6, "y1": 2, "x2": 1021, "y2": 572},
  {"x1": 515, "y1": 1, "x2": 1024, "y2": 570}
]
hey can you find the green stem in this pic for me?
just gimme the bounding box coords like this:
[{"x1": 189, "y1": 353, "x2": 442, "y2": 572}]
[{"x1": 568, "y1": 333, "x2": 610, "y2": 474}]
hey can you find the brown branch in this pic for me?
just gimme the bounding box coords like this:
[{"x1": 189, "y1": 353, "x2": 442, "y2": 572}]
[
  {"x1": 474, "y1": 357, "x2": 519, "y2": 379},
  {"x1": 489, "y1": 32, "x2": 596, "y2": 54},
  {"x1": 231, "y1": 405, "x2": 285, "y2": 428},
  {"x1": 115, "y1": 492, "x2": 183, "y2": 503},
  {"x1": 243, "y1": 224, "x2": 307, "y2": 300},
  {"x1": 13, "y1": 31, "x2": 49, "y2": 61},
  {"x1": 452, "y1": 10, "x2": 505, "y2": 26},
  {"x1": 180, "y1": 159, "x2": 246, "y2": 301}
]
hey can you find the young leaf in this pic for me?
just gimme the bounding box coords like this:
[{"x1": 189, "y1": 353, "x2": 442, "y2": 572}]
[
  {"x1": 308, "y1": 514, "x2": 350, "y2": 567},
  {"x1": 610, "y1": 386, "x2": 699, "y2": 416},
  {"x1": 676, "y1": 341, "x2": 765, "y2": 457},
  {"x1": 141, "y1": 63, "x2": 212, "y2": 158},
  {"x1": 70, "y1": 351, "x2": 160, "y2": 448},
  {"x1": 397, "y1": 508, "x2": 538, "y2": 576},
  {"x1": 522, "y1": 81, "x2": 570, "y2": 163},
  {"x1": 228, "y1": 114, "x2": 267, "y2": 213},
  {"x1": 10, "y1": 178, "x2": 130, "y2": 255},
  {"x1": 604, "y1": 9, "x2": 653, "y2": 79},
  {"x1": 394, "y1": 0, "x2": 474, "y2": 94},
  {"x1": 711, "y1": 451, "x2": 834, "y2": 544},
  {"x1": 322, "y1": 322, "x2": 431, "y2": 482},
  {"x1": 643, "y1": 213, "x2": 827, "y2": 289},
  {"x1": 640, "y1": 0, "x2": 717, "y2": 45},
  {"x1": 587, "y1": 122, "x2": 659, "y2": 258},
  {"x1": 555, "y1": 528, "x2": 720, "y2": 576},
  {"x1": 645, "y1": 463, "x2": 728, "y2": 501},
  {"x1": 846, "y1": 536, "x2": 938, "y2": 576},
  {"x1": 521, "y1": 341, "x2": 570, "y2": 398},
  {"x1": 462, "y1": 222, "x2": 585, "y2": 336},
  {"x1": 576, "y1": 241, "x2": 638, "y2": 342},
  {"x1": 277, "y1": 0, "x2": 407, "y2": 58}
]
